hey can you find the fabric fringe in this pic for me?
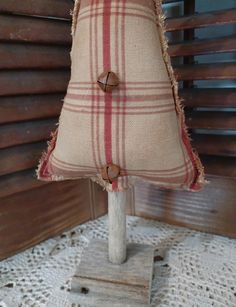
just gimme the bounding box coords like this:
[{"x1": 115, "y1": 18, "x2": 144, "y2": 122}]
[
  {"x1": 35, "y1": 124, "x2": 64, "y2": 181},
  {"x1": 71, "y1": 0, "x2": 81, "y2": 37},
  {"x1": 153, "y1": 0, "x2": 209, "y2": 191}
]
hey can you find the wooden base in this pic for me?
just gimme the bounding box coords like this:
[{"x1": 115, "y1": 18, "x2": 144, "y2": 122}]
[{"x1": 69, "y1": 239, "x2": 154, "y2": 307}]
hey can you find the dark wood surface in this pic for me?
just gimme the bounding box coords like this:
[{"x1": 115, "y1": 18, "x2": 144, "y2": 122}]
[
  {"x1": 134, "y1": 175, "x2": 236, "y2": 238},
  {"x1": 0, "y1": 70, "x2": 70, "y2": 96},
  {"x1": 0, "y1": 0, "x2": 71, "y2": 19},
  {"x1": 192, "y1": 134, "x2": 236, "y2": 157},
  {"x1": 0, "y1": 169, "x2": 48, "y2": 199},
  {"x1": 169, "y1": 36, "x2": 236, "y2": 57},
  {"x1": 180, "y1": 88, "x2": 236, "y2": 108},
  {"x1": 186, "y1": 111, "x2": 236, "y2": 130},
  {"x1": 0, "y1": 180, "x2": 92, "y2": 260},
  {"x1": 0, "y1": 94, "x2": 64, "y2": 124},
  {"x1": 0, "y1": 119, "x2": 58, "y2": 149},
  {"x1": 0, "y1": 44, "x2": 70, "y2": 69},
  {"x1": 166, "y1": 8, "x2": 236, "y2": 31},
  {"x1": 0, "y1": 15, "x2": 71, "y2": 45},
  {"x1": 200, "y1": 155, "x2": 236, "y2": 178},
  {"x1": 0, "y1": 142, "x2": 47, "y2": 176},
  {"x1": 175, "y1": 63, "x2": 236, "y2": 80}
]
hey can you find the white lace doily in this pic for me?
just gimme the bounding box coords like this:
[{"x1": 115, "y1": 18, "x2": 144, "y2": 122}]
[{"x1": 0, "y1": 215, "x2": 236, "y2": 307}]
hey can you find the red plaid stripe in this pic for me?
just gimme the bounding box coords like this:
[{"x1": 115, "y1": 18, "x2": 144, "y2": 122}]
[
  {"x1": 90, "y1": 0, "x2": 99, "y2": 173},
  {"x1": 51, "y1": 153, "x2": 193, "y2": 174}
]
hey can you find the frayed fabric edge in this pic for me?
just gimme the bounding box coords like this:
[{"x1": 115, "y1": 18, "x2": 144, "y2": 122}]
[
  {"x1": 35, "y1": 124, "x2": 65, "y2": 182},
  {"x1": 71, "y1": 0, "x2": 81, "y2": 37},
  {"x1": 153, "y1": 0, "x2": 209, "y2": 191}
]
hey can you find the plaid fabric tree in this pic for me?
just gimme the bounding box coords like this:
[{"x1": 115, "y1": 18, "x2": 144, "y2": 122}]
[{"x1": 36, "y1": 0, "x2": 207, "y2": 192}]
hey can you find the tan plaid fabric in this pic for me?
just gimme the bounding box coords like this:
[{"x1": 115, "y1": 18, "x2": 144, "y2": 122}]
[{"x1": 36, "y1": 0, "x2": 207, "y2": 192}]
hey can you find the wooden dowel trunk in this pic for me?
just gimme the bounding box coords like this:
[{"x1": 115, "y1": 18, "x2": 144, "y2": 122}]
[{"x1": 70, "y1": 190, "x2": 155, "y2": 306}]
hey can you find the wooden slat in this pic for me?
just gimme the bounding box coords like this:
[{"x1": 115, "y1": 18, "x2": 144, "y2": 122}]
[
  {"x1": 180, "y1": 88, "x2": 236, "y2": 108},
  {"x1": 0, "y1": 119, "x2": 58, "y2": 149},
  {"x1": 186, "y1": 111, "x2": 236, "y2": 130},
  {"x1": 0, "y1": 141, "x2": 46, "y2": 176},
  {"x1": 0, "y1": 15, "x2": 71, "y2": 45},
  {"x1": 163, "y1": 0, "x2": 184, "y2": 3},
  {"x1": 169, "y1": 36, "x2": 236, "y2": 57},
  {"x1": 182, "y1": 1, "x2": 195, "y2": 91},
  {"x1": 0, "y1": 179, "x2": 92, "y2": 260},
  {"x1": 166, "y1": 8, "x2": 236, "y2": 31},
  {"x1": 134, "y1": 175, "x2": 236, "y2": 238},
  {"x1": 0, "y1": 44, "x2": 70, "y2": 69},
  {"x1": 201, "y1": 155, "x2": 236, "y2": 178},
  {"x1": 0, "y1": 168, "x2": 48, "y2": 199},
  {"x1": 0, "y1": 70, "x2": 70, "y2": 96},
  {"x1": 175, "y1": 63, "x2": 236, "y2": 80},
  {"x1": 0, "y1": 94, "x2": 64, "y2": 124},
  {"x1": 191, "y1": 134, "x2": 236, "y2": 157},
  {"x1": 0, "y1": 0, "x2": 72, "y2": 19}
]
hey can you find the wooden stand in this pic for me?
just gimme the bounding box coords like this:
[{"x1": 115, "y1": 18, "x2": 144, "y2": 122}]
[{"x1": 69, "y1": 191, "x2": 154, "y2": 306}]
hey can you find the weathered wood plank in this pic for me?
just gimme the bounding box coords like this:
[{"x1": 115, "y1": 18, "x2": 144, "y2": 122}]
[
  {"x1": 0, "y1": 0, "x2": 72, "y2": 19},
  {"x1": 169, "y1": 36, "x2": 236, "y2": 57},
  {"x1": 181, "y1": 0, "x2": 195, "y2": 89},
  {"x1": 0, "y1": 15, "x2": 71, "y2": 45},
  {"x1": 0, "y1": 141, "x2": 46, "y2": 176},
  {"x1": 200, "y1": 155, "x2": 236, "y2": 179},
  {"x1": 0, "y1": 94, "x2": 64, "y2": 124},
  {"x1": 0, "y1": 168, "x2": 48, "y2": 199},
  {"x1": 0, "y1": 179, "x2": 92, "y2": 260},
  {"x1": 191, "y1": 134, "x2": 236, "y2": 157},
  {"x1": 70, "y1": 239, "x2": 154, "y2": 307},
  {"x1": 0, "y1": 70, "x2": 70, "y2": 96},
  {"x1": 0, "y1": 44, "x2": 70, "y2": 69},
  {"x1": 180, "y1": 88, "x2": 236, "y2": 108},
  {"x1": 134, "y1": 175, "x2": 236, "y2": 238},
  {"x1": 166, "y1": 8, "x2": 236, "y2": 31},
  {"x1": 186, "y1": 111, "x2": 236, "y2": 130},
  {"x1": 0, "y1": 119, "x2": 58, "y2": 149},
  {"x1": 175, "y1": 63, "x2": 236, "y2": 80}
]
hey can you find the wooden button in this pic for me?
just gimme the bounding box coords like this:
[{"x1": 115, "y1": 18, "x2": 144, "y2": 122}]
[
  {"x1": 97, "y1": 71, "x2": 119, "y2": 93},
  {"x1": 101, "y1": 164, "x2": 120, "y2": 183}
]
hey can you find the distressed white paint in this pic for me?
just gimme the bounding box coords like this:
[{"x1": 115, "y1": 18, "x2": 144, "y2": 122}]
[
  {"x1": 71, "y1": 239, "x2": 154, "y2": 306},
  {"x1": 108, "y1": 191, "x2": 127, "y2": 264}
]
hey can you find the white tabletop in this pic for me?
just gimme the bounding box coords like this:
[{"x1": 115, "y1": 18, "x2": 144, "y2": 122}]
[{"x1": 0, "y1": 215, "x2": 235, "y2": 307}]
